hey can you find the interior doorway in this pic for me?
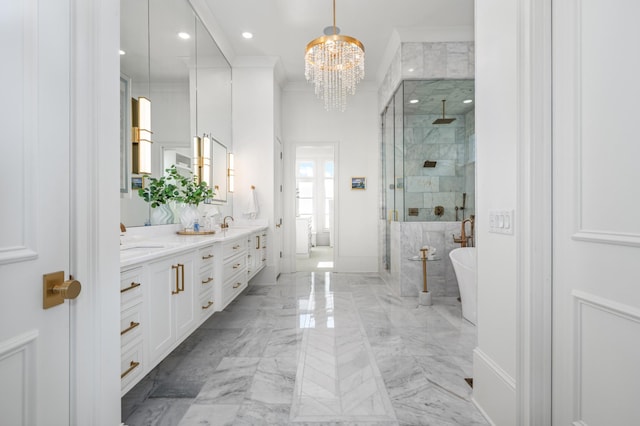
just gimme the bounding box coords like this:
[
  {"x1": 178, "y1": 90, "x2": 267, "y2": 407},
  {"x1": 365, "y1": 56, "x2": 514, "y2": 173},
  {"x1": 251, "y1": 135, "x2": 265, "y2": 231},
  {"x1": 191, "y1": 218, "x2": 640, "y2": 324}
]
[{"x1": 294, "y1": 144, "x2": 336, "y2": 271}]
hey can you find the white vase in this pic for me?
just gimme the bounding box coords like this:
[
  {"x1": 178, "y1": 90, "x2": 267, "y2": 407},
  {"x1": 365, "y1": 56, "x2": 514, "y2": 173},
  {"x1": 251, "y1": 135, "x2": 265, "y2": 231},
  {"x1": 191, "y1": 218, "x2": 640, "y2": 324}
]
[
  {"x1": 150, "y1": 204, "x2": 173, "y2": 225},
  {"x1": 179, "y1": 204, "x2": 200, "y2": 230}
]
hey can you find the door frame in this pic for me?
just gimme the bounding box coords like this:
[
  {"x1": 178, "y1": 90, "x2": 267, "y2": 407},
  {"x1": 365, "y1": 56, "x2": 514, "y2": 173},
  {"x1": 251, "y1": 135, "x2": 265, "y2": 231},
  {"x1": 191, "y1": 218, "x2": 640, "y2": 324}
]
[
  {"x1": 70, "y1": 0, "x2": 121, "y2": 424},
  {"x1": 284, "y1": 141, "x2": 339, "y2": 272},
  {"x1": 515, "y1": 0, "x2": 553, "y2": 423}
]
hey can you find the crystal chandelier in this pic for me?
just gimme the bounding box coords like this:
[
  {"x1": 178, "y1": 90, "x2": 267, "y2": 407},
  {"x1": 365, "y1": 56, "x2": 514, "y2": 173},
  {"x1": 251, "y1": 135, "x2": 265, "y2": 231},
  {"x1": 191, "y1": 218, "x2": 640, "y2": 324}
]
[{"x1": 305, "y1": 0, "x2": 365, "y2": 112}]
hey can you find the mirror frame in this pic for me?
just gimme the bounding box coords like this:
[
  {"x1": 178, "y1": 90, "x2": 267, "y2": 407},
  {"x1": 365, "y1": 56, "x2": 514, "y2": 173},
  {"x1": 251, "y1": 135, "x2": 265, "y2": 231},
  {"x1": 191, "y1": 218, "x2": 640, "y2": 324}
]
[{"x1": 210, "y1": 137, "x2": 228, "y2": 203}]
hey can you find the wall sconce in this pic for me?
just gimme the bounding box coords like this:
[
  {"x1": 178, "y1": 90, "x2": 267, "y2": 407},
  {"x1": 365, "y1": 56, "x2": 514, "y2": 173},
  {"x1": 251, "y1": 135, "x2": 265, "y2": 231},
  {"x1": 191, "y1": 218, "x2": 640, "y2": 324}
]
[
  {"x1": 131, "y1": 96, "x2": 152, "y2": 175},
  {"x1": 227, "y1": 153, "x2": 235, "y2": 193},
  {"x1": 192, "y1": 134, "x2": 211, "y2": 184}
]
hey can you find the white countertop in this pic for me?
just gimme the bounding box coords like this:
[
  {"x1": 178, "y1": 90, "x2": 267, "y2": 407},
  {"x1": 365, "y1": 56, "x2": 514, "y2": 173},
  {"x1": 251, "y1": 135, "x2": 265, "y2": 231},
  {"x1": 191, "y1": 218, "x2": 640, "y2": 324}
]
[{"x1": 120, "y1": 224, "x2": 268, "y2": 268}]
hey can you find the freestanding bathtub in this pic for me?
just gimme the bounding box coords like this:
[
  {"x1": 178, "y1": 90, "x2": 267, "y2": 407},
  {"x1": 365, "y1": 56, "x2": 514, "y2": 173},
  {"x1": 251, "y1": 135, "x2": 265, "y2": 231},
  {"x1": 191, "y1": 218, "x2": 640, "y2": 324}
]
[{"x1": 449, "y1": 247, "x2": 477, "y2": 325}]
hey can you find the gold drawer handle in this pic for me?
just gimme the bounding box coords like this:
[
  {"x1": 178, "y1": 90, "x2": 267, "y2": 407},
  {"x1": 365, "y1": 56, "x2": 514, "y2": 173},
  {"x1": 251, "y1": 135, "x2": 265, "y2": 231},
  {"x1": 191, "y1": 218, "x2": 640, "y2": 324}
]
[
  {"x1": 232, "y1": 244, "x2": 240, "y2": 249},
  {"x1": 121, "y1": 360, "x2": 140, "y2": 379},
  {"x1": 233, "y1": 282, "x2": 241, "y2": 289},
  {"x1": 120, "y1": 321, "x2": 140, "y2": 336},
  {"x1": 262, "y1": 233, "x2": 266, "y2": 237},
  {"x1": 262, "y1": 258, "x2": 266, "y2": 261},
  {"x1": 201, "y1": 277, "x2": 213, "y2": 284},
  {"x1": 120, "y1": 282, "x2": 141, "y2": 293},
  {"x1": 201, "y1": 301, "x2": 214, "y2": 310},
  {"x1": 232, "y1": 263, "x2": 241, "y2": 269},
  {"x1": 202, "y1": 254, "x2": 214, "y2": 260}
]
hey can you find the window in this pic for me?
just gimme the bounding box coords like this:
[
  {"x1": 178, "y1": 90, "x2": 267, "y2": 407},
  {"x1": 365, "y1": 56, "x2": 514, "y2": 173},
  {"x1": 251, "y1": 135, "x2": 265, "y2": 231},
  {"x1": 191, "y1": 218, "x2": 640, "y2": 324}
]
[{"x1": 296, "y1": 154, "x2": 334, "y2": 234}]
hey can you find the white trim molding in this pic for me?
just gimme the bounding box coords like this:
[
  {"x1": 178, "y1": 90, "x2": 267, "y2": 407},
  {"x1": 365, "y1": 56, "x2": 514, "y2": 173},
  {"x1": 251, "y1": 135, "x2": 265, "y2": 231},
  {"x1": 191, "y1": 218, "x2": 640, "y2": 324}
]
[{"x1": 516, "y1": 0, "x2": 553, "y2": 424}]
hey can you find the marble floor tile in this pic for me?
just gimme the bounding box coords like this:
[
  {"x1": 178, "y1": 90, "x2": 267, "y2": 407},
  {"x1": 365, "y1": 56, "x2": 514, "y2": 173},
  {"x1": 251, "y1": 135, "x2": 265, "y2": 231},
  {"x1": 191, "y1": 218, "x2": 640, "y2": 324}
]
[
  {"x1": 122, "y1": 271, "x2": 488, "y2": 426},
  {"x1": 124, "y1": 397, "x2": 194, "y2": 426},
  {"x1": 177, "y1": 403, "x2": 240, "y2": 426},
  {"x1": 194, "y1": 357, "x2": 261, "y2": 405}
]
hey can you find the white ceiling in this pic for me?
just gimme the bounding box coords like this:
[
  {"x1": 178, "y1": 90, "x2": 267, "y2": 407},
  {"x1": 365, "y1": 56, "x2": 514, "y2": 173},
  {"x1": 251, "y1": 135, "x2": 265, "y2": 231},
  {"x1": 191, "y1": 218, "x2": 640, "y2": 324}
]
[{"x1": 200, "y1": 0, "x2": 474, "y2": 84}]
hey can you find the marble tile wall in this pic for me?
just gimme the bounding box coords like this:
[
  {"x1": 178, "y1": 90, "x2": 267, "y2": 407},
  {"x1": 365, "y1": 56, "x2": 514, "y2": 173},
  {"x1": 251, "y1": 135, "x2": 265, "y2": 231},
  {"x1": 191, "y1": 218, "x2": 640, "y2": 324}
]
[
  {"x1": 403, "y1": 112, "x2": 472, "y2": 222},
  {"x1": 378, "y1": 42, "x2": 475, "y2": 113},
  {"x1": 389, "y1": 221, "x2": 463, "y2": 297}
]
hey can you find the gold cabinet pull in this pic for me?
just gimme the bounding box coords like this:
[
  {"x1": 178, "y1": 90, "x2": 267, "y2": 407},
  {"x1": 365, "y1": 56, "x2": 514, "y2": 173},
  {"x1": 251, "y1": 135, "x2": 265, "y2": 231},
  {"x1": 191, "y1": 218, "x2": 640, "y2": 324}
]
[
  {"x1": 232, "y1": 244, "x2": 240, "y2": 250},
  {"x1": 233, "y1": 282, "x2": 241, "y2": 289},
  {"x1": 202, "y1": 254, "x2": 213, "y2": 260},
  {"x1": 121, "y1": 282, "x2": 141, "y2": 293},
  {"x1": 121, "y1": 360, "x2": 140, "y2": 379},
  {"x1": 171, "y1": 265, "x2": 180, "y2": 294},
  {"x1": 256, "y1": 236, "x2": 260, "y2": 250},
  {"x1": 201, "y1": 276, "x2": 213, "y2": 284},
  {"x1": 179, "y1": 264, "x2": 185, "y2": 292},
  {"x1": 262, "y1": 233, "x2": 266, "y2": 237},
  {"x1": 233, "y1": 263, "x2": 241, "y2": 269},
  {"x1": 120, "y1": 321, "x2": 140, "y2": 336},
  {"x1": 262, "y1": 258, "x2": 266, "y2": 262},
  {"x1": 201, "y1": 301, "x2": 214, "y2": 310}
]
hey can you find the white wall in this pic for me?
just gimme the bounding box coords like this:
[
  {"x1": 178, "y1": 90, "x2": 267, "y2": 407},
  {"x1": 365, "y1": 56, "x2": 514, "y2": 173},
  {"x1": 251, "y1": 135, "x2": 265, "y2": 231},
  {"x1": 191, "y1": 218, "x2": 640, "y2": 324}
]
[
  {"x1": 473, "y1": 0, "x2": 518, "y2": 423},
  {"x1": 232, "y1": 59, "x2": 278, "y2": 282},
  {"x1": 283, "y1": 83, "x2": 379, "y2": 272}
]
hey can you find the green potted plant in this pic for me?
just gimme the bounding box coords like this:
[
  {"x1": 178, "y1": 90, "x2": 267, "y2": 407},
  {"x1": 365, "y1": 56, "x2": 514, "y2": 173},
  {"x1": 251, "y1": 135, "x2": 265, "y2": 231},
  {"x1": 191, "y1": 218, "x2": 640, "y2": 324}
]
[
  {"x1": 137, "y1": 166, "x2": 180, "y2": 225},
  {"x1": 173, "y1": 170, "x2": 215, "y2": 230}
]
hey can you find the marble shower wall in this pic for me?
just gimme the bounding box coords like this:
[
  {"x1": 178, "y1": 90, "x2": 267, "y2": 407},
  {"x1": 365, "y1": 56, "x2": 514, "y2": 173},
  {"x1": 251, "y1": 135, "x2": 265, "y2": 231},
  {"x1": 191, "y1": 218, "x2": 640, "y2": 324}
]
[
  {"x1": 378, "y1": 42, "x2": 475, "y2": 113},
  {"x1": 403, "y1": 111, "x2": 475, "y2": 222},
  {"x1": 389, "y1": 222, "x2": 463, "y2": 297}
]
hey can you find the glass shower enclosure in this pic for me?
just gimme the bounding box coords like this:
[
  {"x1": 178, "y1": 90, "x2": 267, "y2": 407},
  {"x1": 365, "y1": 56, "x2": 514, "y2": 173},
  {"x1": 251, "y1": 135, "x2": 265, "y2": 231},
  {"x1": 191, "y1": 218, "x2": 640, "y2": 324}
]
[{"x1": 381, "y1": 79, "x2": 475, "y2": 270}]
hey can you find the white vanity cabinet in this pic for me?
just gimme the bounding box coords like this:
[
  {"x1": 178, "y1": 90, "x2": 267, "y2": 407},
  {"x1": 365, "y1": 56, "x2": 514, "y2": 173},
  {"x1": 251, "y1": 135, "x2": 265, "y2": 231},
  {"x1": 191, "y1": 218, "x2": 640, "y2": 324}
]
[
  {"x1": 197, "y1": 245, "x2": 216, "y2": 320},
  {"x1": 219, "y1": 236, "x2": 248, "y2": 310},
  {"x1": 247, "y1": 230, "x2": 268, "y2": 280},
  {"x1": 119, "y1": 225, "x2": 267, "y2": 396},
  {"x1": 120, "y1": 266, "x2": 145, "y2": 395},
  {"x1": 147, "y1": 250, "x2": 197, "y2": 367}
]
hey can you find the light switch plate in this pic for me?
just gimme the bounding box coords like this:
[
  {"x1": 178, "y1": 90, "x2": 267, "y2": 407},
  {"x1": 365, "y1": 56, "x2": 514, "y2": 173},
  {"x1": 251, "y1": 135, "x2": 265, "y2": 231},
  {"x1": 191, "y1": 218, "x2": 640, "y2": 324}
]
[{"x1": 489, "y1": 209, "x2": 514, "y2": 235}]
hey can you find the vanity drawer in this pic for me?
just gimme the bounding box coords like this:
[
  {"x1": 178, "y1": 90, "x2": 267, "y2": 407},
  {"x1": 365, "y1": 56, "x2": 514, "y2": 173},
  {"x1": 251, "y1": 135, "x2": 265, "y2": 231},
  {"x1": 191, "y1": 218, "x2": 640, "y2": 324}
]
[
  {"x1": 199, "y1": 266, "x2": 214, "y2": 294},
  {"x1": 120, "y1": 304, "x2": 143, "y2": 348},
  {"x1": 120, "y1": 266, "x2": 144, "y2": 308},
  {"x1": 223, "y1": 256, "x2": 246, "y2": 278},
  {"x1": 120, "y1": 341, "x2": 144, "y2": 394},
  {"x1": 222, "y1": 238, "x2": 247, "y2": 260},
  {"x1": 198, "y1": 292, "x2": 215, "y2": 320},
  {"x1": 198, "y1": 245, "x2": 215, "y2": 267},
  {"x1": 221, "y1": 271, "x2": 247, "y2": 308}
]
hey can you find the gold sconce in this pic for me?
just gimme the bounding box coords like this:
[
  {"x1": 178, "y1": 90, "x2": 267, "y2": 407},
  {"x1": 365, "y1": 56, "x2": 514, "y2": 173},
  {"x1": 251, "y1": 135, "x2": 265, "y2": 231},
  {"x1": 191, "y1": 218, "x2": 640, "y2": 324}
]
[
  {"x1": 192, "y1": 134, "x2": 211, "y2": 184},
  {"x1": 131, "y1": 96, "x2": 152, "y2": 175},
  {"x1": 227, "y1": 153, "x2": 234, "y2": 193}
]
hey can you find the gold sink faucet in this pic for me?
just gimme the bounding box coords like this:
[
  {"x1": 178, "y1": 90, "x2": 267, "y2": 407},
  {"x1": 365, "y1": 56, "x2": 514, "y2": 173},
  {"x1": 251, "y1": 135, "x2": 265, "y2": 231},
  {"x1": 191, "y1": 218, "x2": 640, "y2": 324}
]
[{"x1": 221, "y1": 215, "x2": 234, "y2": 229}]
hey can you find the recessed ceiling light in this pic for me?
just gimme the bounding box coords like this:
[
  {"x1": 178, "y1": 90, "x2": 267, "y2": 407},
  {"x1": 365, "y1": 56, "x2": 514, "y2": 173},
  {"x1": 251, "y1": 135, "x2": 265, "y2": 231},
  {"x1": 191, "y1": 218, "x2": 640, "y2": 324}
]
[
  {"x1": 408, "y1": 68, "x2": 415, "y2": 73},
  {"x1": 178, "y1": 32, "x2": 191, "y2": 40},
  {"x1": 409, "y1": 99, "x2": 419, "y2": 104},
  {"x1": 242, "y1": 32, "x2": 253, "y2": 39},
  {"x1": 463, "y1": 99, "x2": 473, "y2": 104},
  {"x1": 119, "y1": 50, "x2": 126, "y2": 55}
]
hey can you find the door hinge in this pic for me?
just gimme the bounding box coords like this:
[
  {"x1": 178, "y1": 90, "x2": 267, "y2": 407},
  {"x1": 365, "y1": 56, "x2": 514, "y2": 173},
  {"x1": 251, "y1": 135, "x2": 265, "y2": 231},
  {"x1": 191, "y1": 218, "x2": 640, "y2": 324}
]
[
  {"x1": 280, "y1": 185, "x2": 283, "y2": 192},
  {"x1": 280, "y1": 152, "x2": 283, "y2": 159},
  {"x1": 280, "y1": 251, "x2": 283, "y2": 258}
]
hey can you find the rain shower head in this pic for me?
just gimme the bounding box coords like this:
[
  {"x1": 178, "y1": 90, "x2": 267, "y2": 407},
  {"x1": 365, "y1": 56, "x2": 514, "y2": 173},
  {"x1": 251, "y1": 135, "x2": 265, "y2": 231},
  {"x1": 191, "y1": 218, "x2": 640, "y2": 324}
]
[{"x1": 433, "y1": 99, "x2": 456, "y2": 125}]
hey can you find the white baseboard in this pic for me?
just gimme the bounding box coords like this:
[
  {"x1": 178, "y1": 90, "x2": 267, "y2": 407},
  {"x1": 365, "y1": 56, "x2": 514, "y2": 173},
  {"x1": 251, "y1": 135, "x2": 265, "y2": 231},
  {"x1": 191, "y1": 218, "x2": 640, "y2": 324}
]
[{"x1": 473, "y1": 347, "x2": 516, "y2": 425}]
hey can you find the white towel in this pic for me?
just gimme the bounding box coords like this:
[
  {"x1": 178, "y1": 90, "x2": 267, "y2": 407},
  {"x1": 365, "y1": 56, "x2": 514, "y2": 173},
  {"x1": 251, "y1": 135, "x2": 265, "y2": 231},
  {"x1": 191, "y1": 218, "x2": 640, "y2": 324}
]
[{"x1": 245, "y1": 188, "x2": 259, "y2": 219}]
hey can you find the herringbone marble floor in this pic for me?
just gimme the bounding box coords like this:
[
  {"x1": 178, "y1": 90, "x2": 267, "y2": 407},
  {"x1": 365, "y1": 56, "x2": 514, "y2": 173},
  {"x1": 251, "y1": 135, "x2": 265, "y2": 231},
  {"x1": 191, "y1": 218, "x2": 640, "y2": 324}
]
[{"x1": 122, "y1": 272, "x2": 488, "y2": 425}]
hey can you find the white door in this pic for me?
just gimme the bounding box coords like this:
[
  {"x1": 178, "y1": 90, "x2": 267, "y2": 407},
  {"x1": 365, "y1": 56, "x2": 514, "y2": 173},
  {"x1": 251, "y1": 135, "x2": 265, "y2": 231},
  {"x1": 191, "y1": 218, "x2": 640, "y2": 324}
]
[
  {"x1": 275, "y1": 137, "x2": 284, "y2": 277},
  {"x1": 553, "y1": 0, "x2": 640, "y2": 424},
  {"x1": 0, "y1": 0, "x2": 73, "y2": 424}
]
